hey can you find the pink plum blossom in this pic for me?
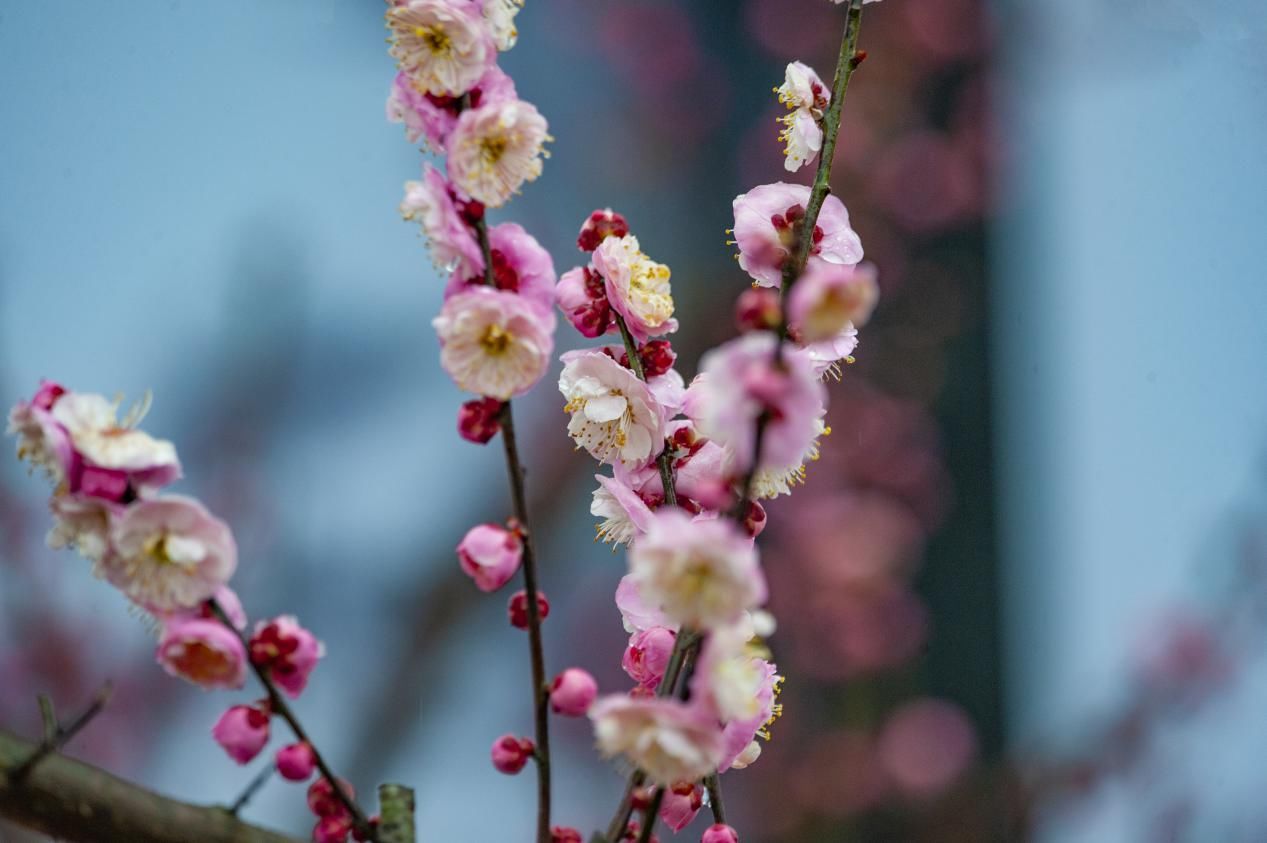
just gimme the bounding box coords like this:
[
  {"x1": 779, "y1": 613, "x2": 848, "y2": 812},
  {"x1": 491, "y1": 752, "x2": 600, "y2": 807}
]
[
  {"x1": 788, "y1": 261, "x2": 878, "y2": 342},
  {"x1": 49, "y1": 391, "x2": 182, "y2": 498},
  {"x1": 386, "y1": 0, "x2": 496, "y2": 97},
  {"x1": 776, "y1": 62, "x2": 829, "y2": 172},
  {"x1": 400, "y1": 164, "x2": 484, "y2": 271},
  {"x1": 549, "y1": 668, "x2": 598, "y2": 716},
  {"x1": 101, "y1": 495, "x2": 237, "y2": 611},
  {"x1": 276, "y1": 742, "x2": 317, "y2": 782},
  {"x1": 556, "y1": 266, "x2": 613, "y2": 339},
  {"x1": 446, "y1": 222, "x2": 557, "y2": 316},
  {"x1": 750, "y1": 416, "x2": 829, "y2": 500},
  {"x1": 622, "y1": 627, "x2": 677, "y2": 688},
  {"x1": 629, "y1": 509, "x2": 766, "y2": 630},
  {"x1": 734, "y1": 287, "x2": 782, "y2": 334},
  {"x1": 591, "y1": 235, "x2": 677, "y2": 341},
  {"x1": 446, "y1": 99, "x2": 549, "y2": 208},
  {"x1": 46, "y1": 492, "x2": 121, "y2": 564},
  {"x1": 731, "y1": 182, "x2": 863, "y2": 287},
  {"x1": 212, "y1": 703, "x2": 271, "y2": 764},
  {"x1": 457, "y1": 523, "x2": 523, "y2": 592},
  {"x1": 801, "y1": 324, "x2": 859, "y2": 379},
  {"x1": 590, "y1": 473, "x2": 655, "y2": 547},
  {"x1": 249, "y1": 616, "x2": 326, "y2": 699},
  {"x1": 7, "y1": 380, "x2": 74, "y2": 484},
  {"x1": 433, "y1": 287, "x2": 555, "y2": 400},
  {"x1": 387, "y1": 65, "x2": 516, "y2": 151},
  {"x1": 616, "y1": 573, "x2": 675, "y2": 634},
  {"x1": 156, "y1": 616, "x2": 247, "y2": 690},
  {"x1": 659, "y1": 782, "x2": 703, "y2": 832},
  {"x1": 702, "y1": 825, "x2": 740, "y2": 843},
  {"x1": 482, "y1": 0, "x2": 524, "y2": 51},
  {"x1": 558, "y1": 349, "x2": 665, "y2": 469},
  {"x1": 590, "y1": 695, "x2": 725, "y2": 786},
  {"x1": 491, "y1": 734, "x2": 535, "y2": 774},
  {"x1": 687, "y1": 332, "x2": 827, "y2": 474}
]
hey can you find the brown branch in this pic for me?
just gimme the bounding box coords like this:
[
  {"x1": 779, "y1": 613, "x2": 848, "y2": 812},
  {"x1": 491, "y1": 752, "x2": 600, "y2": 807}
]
[
  {"x1": 9, "y1": 683, "x2": 113, "y2": 783},
  {"x1": 0, "y1": 729, "x2": 303, "y2": 843}
]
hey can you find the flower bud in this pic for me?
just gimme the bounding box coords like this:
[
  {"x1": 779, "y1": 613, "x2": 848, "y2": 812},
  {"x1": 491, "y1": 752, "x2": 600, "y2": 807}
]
[
  {"x1": 508, "y1": 589, "x2": 550, "y2": 629},
  {"x1": 622, "y1": 627, "x2": 676, "y2": 687},
  {"x1": 734, "y1": 287, "x2": 782, "y2": 334},
  {"x1": 312, "y1": 815, "x2": 353, "y2": 843},
  {"x1": 622, "y1": 820, "x2": 659, "y2": 843},
  {"x1": 276, "y1": 742, "x2": 317, "y2": 782},
  {"x1": 490, "y1": 734, "x2": 536, "y2": 774},
  {"x1": 157, "y1": 616, "x2": 247, "y2": 690},
  {"x1": 638, "y1": 340, "x2": 676, "y2": 378},
  {"x1": 549, "y1": 668, "x2": 598, "y2": 717},
  {"x1": 350, "y1": 817, "x2": 380, "y2": 843},
  {"x1": 212, "y1": 703, "x2": 270, "y2": 765},
  {"x1": 702, "y1": 824, "x2": 740, "y2": 843},
  {"x1": 577, "y1": 208, "x2": 630, "y2": 251},
  {"x1": 249, "y1": 616, "x2": 325, "y2": 699},
  {"x1": 660, "y1": 782, "x2": 703, "y2": 831},
  {"x1": 551, "y1": 828, "x2": 583, "y2": 843},
  {"x1": 457, "y1": 397, "x2": 504, "y2": 444},
  {"x1": 457, "y1": 524, "x2": 523, "y2": 592},
  {"x1": 742, "y1": 499, "x2": 767, "y2": 538},
  {"x1": 307, "y1": 776, "x2": 355, "y2": 819},
  {"x1": 556, "y1": 266, "x2": 613, "y2": 338}
]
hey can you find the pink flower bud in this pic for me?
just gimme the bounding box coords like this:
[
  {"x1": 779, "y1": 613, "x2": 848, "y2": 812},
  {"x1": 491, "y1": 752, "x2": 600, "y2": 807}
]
[
  {"x1": 508, "y1": 589, "x2": 550, "y2": 629},
  {"x1": 622, "y1": 627, "x2": 676, "y2": 687},
  {"x1": 276, "y1": 742, "x2": 317, "y2": 782},
  {"x1": 307, "y1": 776, "x2": 356, "y2": 819},
  {"x1": 312, "y1": 815, "x2": 353, "y2": 843},
  {"x1": 457, "y1": 524, "x2": 523, "y2": 592},
  {"x1": 350, "y1": 817, "x2": 380, "y2": 843},
  {"x1": 212, "y1": 703, "x2": 270, "y2": 764},
  {"x1": 157, "y1": 616, "x2": 247, "y2": 690},
  {"x1": 551, "y1": 827, "x2": 583, "y2": 843},
  {"x1": 556, "y1": 266, "x2": 613, "y2": 338},
  {"x1": 457, "y1": 397, "x2": 504, "y2": 444},
  {"x1": 549, "y1": 668, "x2": 598, "y2": 716},
  {"x1": 31, "y1": 380, "x2": 66, "y2": 411},
  {"x1": 490, "y1": 734, "x2": 535, "y2": 774},
  {"x1": 734, "y1": 287, "x2": 782, "y2": 334},
  {"x1": 637, "y1": 340, "x2": 676, "y2": 378},
  {"x1": 742, "y1": 499, "x2": 767, "y2": 538},
  {"x1": 249, "y1": 616, "x2": 325, "y2": 699},
  {"x1": 622, "y1": 820, "x2": 659, "y2": 843},
  {"x1": 660, "y1": 782, "x2": 703, "y2": 832},
  {"x1": 577, "y1": 208, "x2": 630, "y2": 251},
  {"x1": 702, "y1": 824, "x2": 740, "y2": 843}
]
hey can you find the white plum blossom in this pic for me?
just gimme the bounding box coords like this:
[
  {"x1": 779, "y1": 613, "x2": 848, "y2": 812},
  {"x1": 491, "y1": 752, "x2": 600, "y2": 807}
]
[
  {"x1": 591, "y1": 235, "x2": 677, "y2": 341},
  {"x1": 433, "y1": 287, "x2": 555, "y2": 400},
  {"x1": 386, "y1": 0, "x2": 496, "y2": 97},
  {"x1": 590, "y1": 695, "x2": 725, "y2": 786},
  {"x1": 776, "y1": 62, "x2": 829, "y2": 172},
  {"x1": 558, "y1": 350, "x2": 665, "y2": 469},
  {"x1": 483, "y1": 0, "x2": 523, "y2": 51},
  {"x1": 447, "y1": 99, "x2": 549, "y2": 208}
]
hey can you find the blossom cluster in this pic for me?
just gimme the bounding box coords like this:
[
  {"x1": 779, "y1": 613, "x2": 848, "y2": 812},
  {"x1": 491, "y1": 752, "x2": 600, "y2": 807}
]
[{"x1": 5, "y1": 383, "x2": 342, "y2": 840}]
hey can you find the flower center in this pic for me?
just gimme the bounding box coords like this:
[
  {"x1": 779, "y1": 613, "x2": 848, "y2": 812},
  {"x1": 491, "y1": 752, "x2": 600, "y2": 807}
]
[
  {"x1": 480, "y1": 323, "x2": 513, "y2": 355},
  {"x1": 480, "y1": 134, "x2": 509, "y2": 166},
  {"x1": 413, "y1": 25, "x2": 452, "y2": 56}
]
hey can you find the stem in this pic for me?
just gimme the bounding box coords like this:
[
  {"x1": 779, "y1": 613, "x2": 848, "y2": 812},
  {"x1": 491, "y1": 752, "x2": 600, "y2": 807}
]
[
  {"x1": 209, "y1": 600, "x2": 376, "y2": 841},
  {"x1": 9, "y1": 683, "x2": 113, "y2": 782},
  {"x1": 704, "y1": 773, "x2": 726, "y2": 824},
  {"x1": 613, "y1": 314, "x2": 677, "y2": 508},
  {"x1": 498, "y1": 400, "x2": 553, "y2": 843},
  {"x1": 636, "y1": 788, "x2": 665, "y2": 843},
  {"x1": 229, "y1": 765, "x2": 274, "y2": 816}
]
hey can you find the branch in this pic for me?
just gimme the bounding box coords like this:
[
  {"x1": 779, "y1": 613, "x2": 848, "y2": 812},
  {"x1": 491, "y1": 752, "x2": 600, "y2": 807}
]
[
  {"x1": 0, "y1": 729, "x2": 303, "y2": 843},
  {"x1": 8, "y1": 683, "x2": 113, "y2": 783}
]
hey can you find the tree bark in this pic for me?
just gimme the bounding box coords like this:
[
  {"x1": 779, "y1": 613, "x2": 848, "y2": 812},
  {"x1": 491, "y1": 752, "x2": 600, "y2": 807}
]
[{"x1": 0, "y1": 729, "x2": 303, "y2": 843}]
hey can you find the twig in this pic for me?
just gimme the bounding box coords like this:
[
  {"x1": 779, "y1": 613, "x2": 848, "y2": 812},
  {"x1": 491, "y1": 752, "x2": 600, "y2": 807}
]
[
  {"x1": 470, "y1": 216, "x2": 554, "y2": 843},
  {"x1": 208, "y1": 599, "x2": 376, "y2": 841},
  {"x1": 613, "y1": 314, "x2": 677, "y2": 507},
  {"x1": 704, "y1": 773, "x2": 726, "y2": 824},
  {"x1": 635, "y1": 787, "x2": 665, "y2": 843},
  {"x1": 229, "y1": 764, "x2": 275, "y2": 816},
  {"x1": 8, "y1": 682, "x2": 113, "y2": 782}
]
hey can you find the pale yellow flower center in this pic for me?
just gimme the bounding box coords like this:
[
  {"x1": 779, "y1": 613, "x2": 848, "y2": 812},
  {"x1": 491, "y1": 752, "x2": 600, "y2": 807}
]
[
  {"x1": 413, "y1": 25, "x2": 452, "y2": 55},
  {"x1": 480, "y1": 323, "x2": 513, "y2": 355}
]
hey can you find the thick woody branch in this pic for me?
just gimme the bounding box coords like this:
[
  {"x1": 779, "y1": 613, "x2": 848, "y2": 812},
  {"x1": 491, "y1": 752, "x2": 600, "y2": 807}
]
[{"x1": 0, "y1": 729, "x2": 303, "y2": 843}]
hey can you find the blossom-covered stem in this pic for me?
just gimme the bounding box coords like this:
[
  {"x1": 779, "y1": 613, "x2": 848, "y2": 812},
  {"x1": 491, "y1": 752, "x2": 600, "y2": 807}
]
[
  {"x1": 613, "y1": 314, "x2": 678, "y2": 508},
  {"x1": 785, "y1": 0, "x2": 866, "y2": 297},
  {"x1": 208, "y1": 599, "x2": 376, "y2": 841},
  {"x1": 495, "y1": 400, "x2": 553, "y2": 843},
  {"x1": 704, "y1": 773, "x2": 727, "y2": 824}
]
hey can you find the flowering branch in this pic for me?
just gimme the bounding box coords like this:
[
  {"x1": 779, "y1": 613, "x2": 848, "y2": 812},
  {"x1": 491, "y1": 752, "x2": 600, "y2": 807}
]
[{"x1": 209, "y1": 599, "x2": 377, "y2": 841}]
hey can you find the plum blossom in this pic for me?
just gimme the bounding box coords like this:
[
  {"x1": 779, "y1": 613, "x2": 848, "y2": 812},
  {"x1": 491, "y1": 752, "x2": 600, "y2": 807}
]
[
  {"x1": 590, "y1": 473, "x2": 654, "y2": 546},
  {"x1": 386, "y1": 0, "x2": 495, "y2": 97},
  {"x1": 616, "y1": 573, "x2": 675, "y2": 634},
  {"x1": 622, "y1": 626, "x2": 676, "y2": 688},
  {"x1": 731, "y1": 183, "x2": 863, "y2": 287},
  {"x1": 802, "y1": 323, "x2": 859, "y2": 379},
  {"x1": 446, "y1": 221, "x2": 557, "y2": 315},
  {"x1": 249, "y1": 616, "x2": 326, "y2": 698},
  {"x1": 400, "y1": 164, "x2": 484, "y2": 271},
  {"x1": 46, "y1": 492, "x2": 120, "y2": 563},
  {"x1": 687, "y1": 332, "x2": 827, "y2": 473},
  {"x1": 447, "y1": 99, "x2": 549, "y2": 208},
  {"x1": 692, "y1": 628, "x2": 783, "y2": 771},
  {"x1": 628, "y1": 509, "x2": 766, "y2": 630},
  {"x1": 212, "y1": 703, "x2": 271, "y2": 764},
  {"x1": 556, "y1": 266, "x2": 613, "y2": 338},
  {"x1": 590, "y1": 695, "x2": 725, "y2": 786},
  {"x1": 659, "y1": 782, "x2": 703, "y2": 832},
  {"x1": 788, "y1": 261, "x2": 878, "y2": 342},
  {"x1": 434, "y1": 287, "x2": 555, "y2": 399},
  {"x1": 750, "y1": 416, "x2": 829, "y2": 499},
  {"x1": 100, "y1": 496, "x2": 236, "y2": 611},
  {"x1": 156, "y1": 616, "x2": 247, "y2": 690},
  {"x1": 7, "y1": 381, "x2": 73, "y2": 483},
  {"x1": 591, "y1": 235, "x2": 677, "y2": 340},
  {"x1": 558, "y1": 350, "x2": 665, "y2": 469},
  {"x1": 387, "y1": 64, "x2": 516, "y2": 151},
  {"x1": 483, "y1": 0, "x2": 524, "y2": 51},
  {"x1": 777, "y1": 62, "x2": 829, "y2": 172},
  {"x1": 457, "y1": 523, "x2": 523, "y2": 592}
]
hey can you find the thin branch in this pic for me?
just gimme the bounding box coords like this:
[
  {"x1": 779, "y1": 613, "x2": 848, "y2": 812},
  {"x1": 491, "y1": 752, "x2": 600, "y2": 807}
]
[
  {"x1": 208, "y1": 599, "x2": 376, "y2": 841},
  {"x1": 8, "y1": 683, "x2": 113, "y2": 782},
  {"x1": 229, "y1": 764, "x2": 275, "y2": 816},
  {"x1": 635, "y1": 787, "x2": 665, "y2": 843},
  {"x1": 614, "y1": 314, "x2": 677, "y2": 507},
  {"x1": 704, "y1": 773, "x2": 726, "y2": 825},
  {"x1": 0, "y1": 729, "x2": 303, "y2": 843}
]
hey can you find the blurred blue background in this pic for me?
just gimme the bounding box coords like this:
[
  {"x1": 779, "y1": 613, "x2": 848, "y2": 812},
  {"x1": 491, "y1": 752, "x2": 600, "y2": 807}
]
[{"x1": 2, "y1": 1, "x2": 1266, "y2": 841}]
